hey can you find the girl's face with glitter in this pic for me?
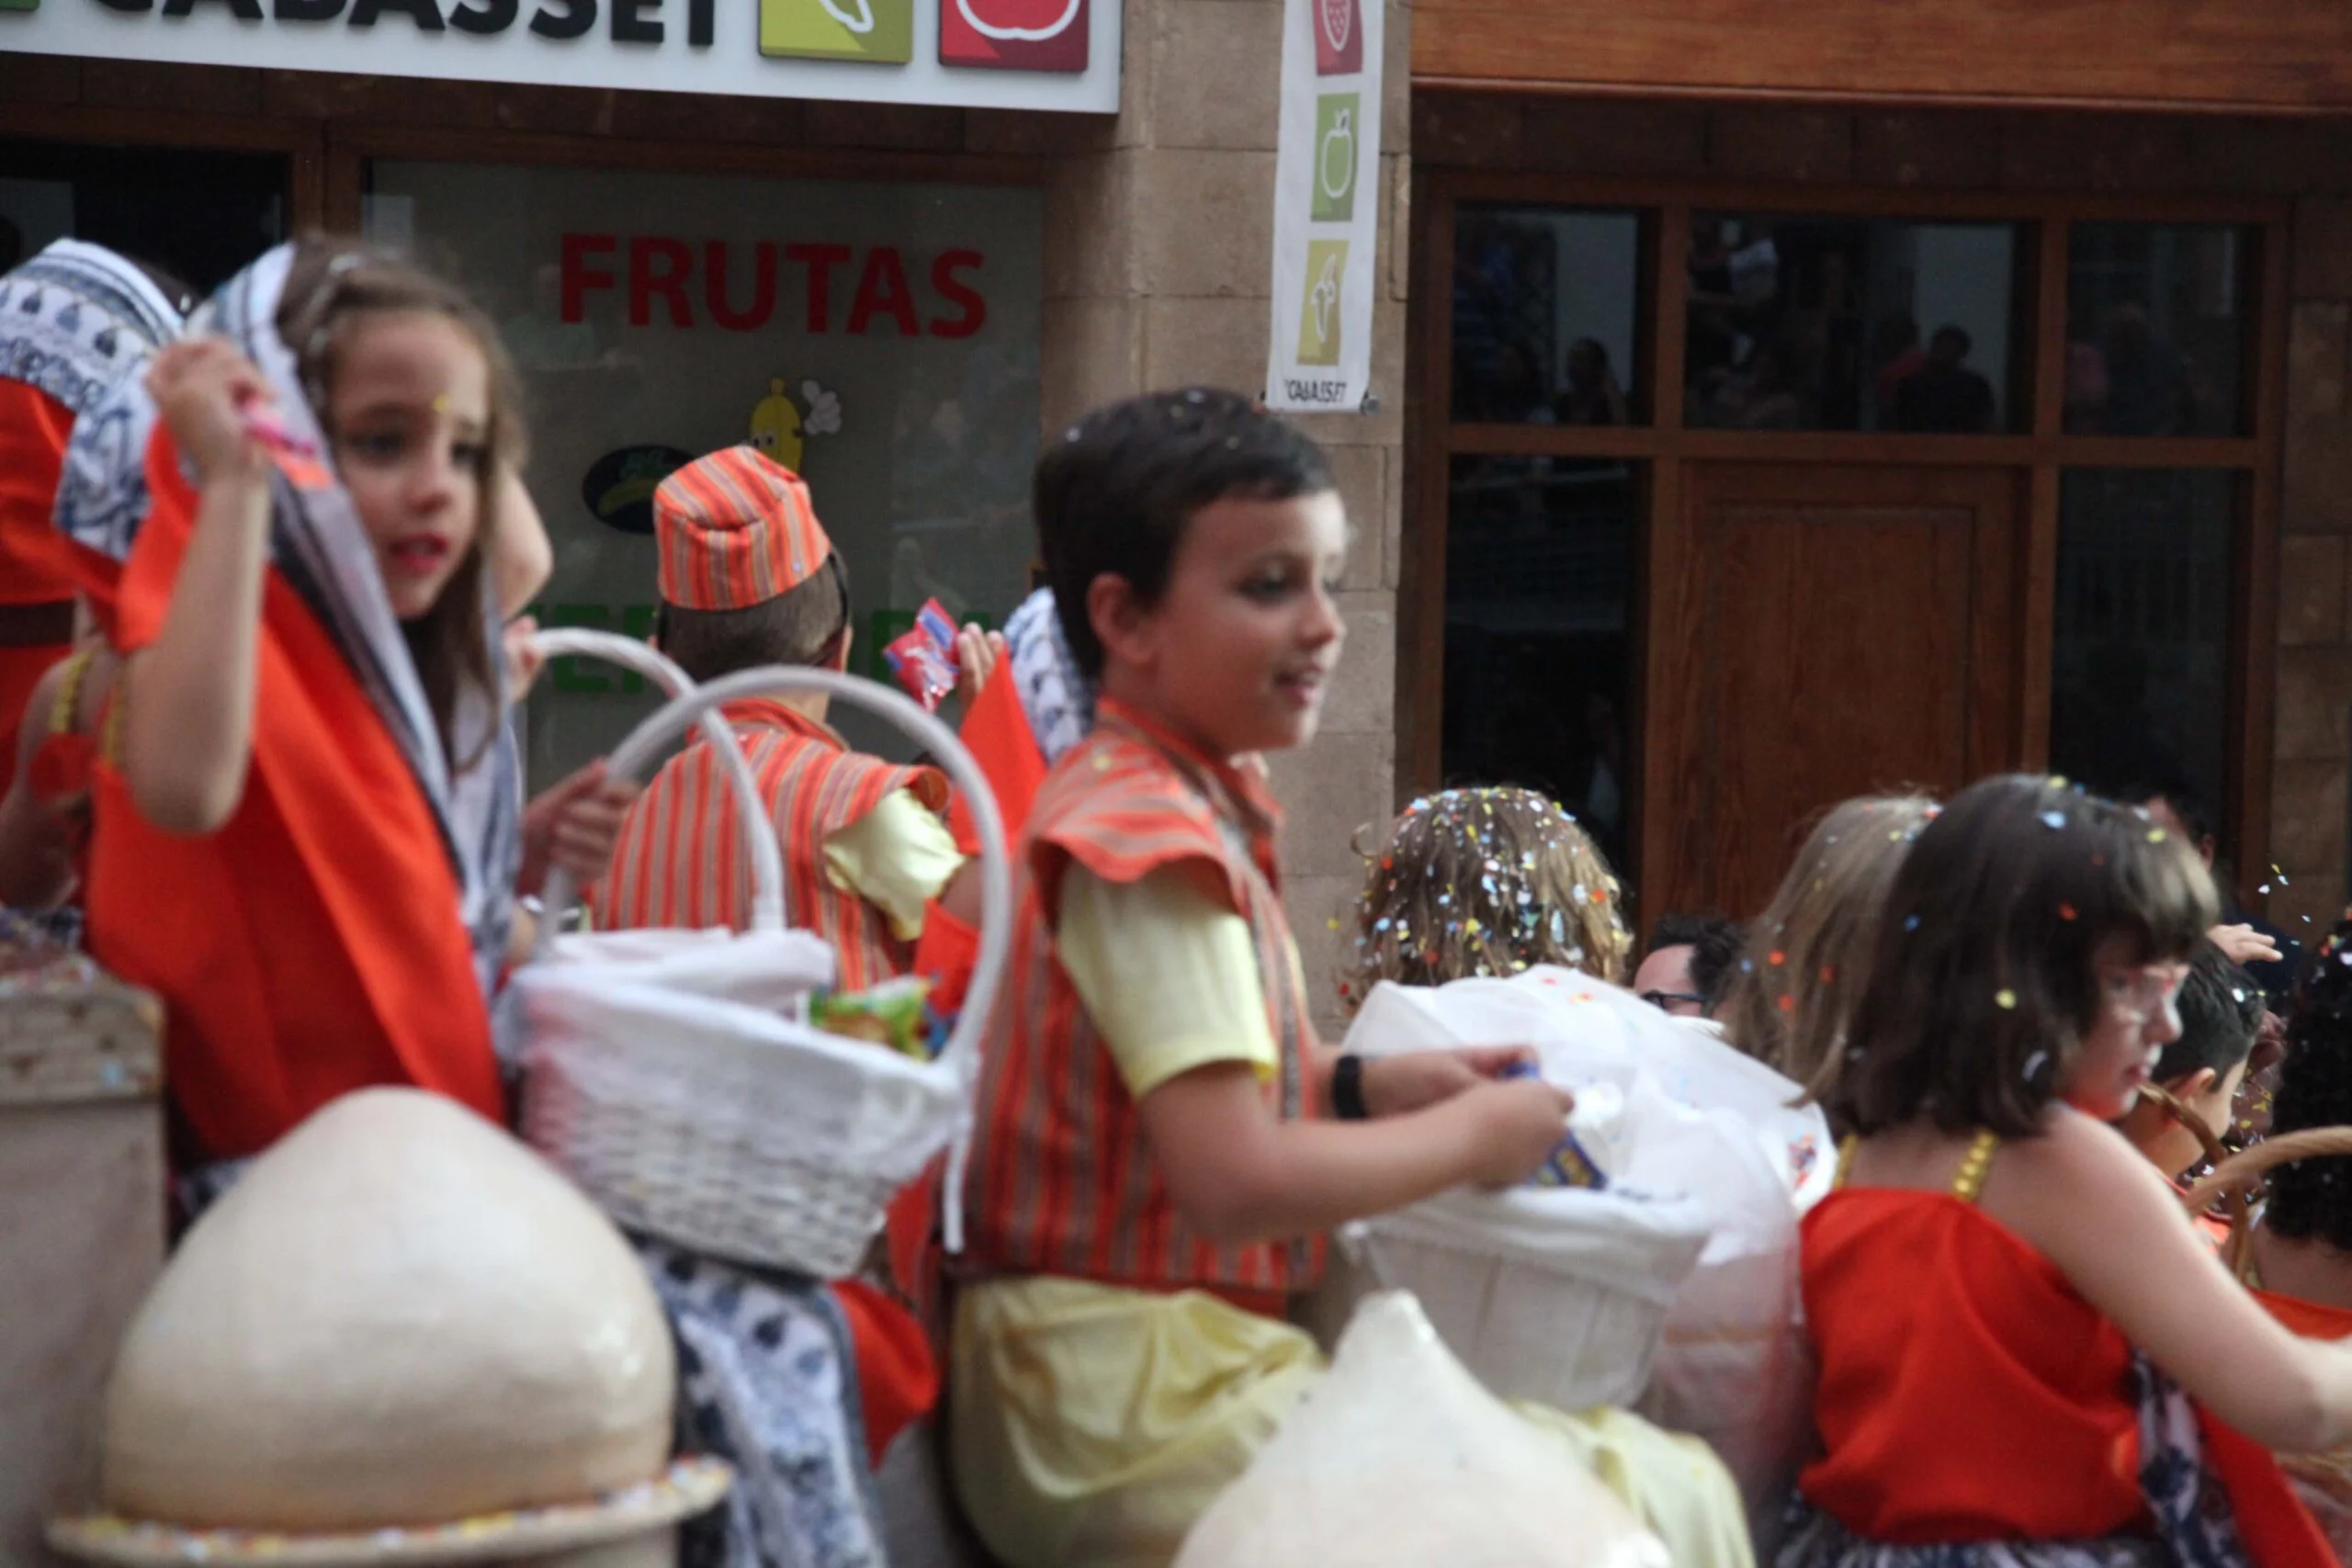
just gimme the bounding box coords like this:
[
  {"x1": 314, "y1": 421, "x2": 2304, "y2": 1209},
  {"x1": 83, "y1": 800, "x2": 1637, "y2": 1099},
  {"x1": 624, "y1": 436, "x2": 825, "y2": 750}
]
[{"x1": 2063, "y1": 935, "x2": 2189, "y2": 1120}]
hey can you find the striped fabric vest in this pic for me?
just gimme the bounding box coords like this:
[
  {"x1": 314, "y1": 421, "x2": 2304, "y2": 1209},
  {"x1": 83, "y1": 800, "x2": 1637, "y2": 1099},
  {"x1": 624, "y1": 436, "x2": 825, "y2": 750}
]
[
  {"x1": 597, "y1": 698, "x2": 947, "y2": 993},
  {"x1": 964, "y1": 699, "x2": 1325, "y2": 1298}
]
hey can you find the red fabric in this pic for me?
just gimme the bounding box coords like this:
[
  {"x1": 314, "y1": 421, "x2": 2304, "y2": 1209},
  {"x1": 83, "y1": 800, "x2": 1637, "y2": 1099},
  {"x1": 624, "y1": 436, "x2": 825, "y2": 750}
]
[
  {"x1": 0, "y1": 643, "x2": 66, "y2": 799},
  {"x1": 1803, "y1": 1188, "x2": 2333, "y2": 1562},
  {"x1": 831, "y1": 1279, "x2": 939, "y2": 1469},
  {"x1": 2261, "y1": 1290, "x2": 2352, "y2": 1342},
  {"x1": 946, "y1": 663, "x2": 1046, "y2": 858},
  {"x1": 82, "y1": 427, "x2": 503, "y2": 1160},
  {"x1": 0, "y1": 381, "x2": 78, "y2": 608}
]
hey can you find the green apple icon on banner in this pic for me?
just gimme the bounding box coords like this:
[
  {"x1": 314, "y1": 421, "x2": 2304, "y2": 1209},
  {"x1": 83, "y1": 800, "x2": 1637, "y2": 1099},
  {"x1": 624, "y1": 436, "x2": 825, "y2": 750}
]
[
  {"x1": 1312, "y1": 94, "x2": 1359, "y2": 222},
  {"x1": 1296, "y1": 240, "x2": 1347, "y2": 367},
  {"x1": 761, "y1": 0, "x2": 914, "y2": 63}
]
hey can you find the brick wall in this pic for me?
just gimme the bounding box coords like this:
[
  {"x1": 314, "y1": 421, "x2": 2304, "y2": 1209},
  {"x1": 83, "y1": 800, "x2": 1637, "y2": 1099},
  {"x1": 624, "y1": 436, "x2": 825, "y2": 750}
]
[{"x1": 1418, "y1": 92, "x2": 2352, "y2": 944}]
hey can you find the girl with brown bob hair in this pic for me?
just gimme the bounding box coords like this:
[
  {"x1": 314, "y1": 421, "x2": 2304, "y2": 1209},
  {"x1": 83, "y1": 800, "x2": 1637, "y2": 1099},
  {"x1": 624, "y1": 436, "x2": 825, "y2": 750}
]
[
  {"x1": 1782, "y1": 774, "x2": 2352, "y2": 1568},
  {"x1": 1717, "y1": 794, "x2": 1937, "y2": 1098},
  {"x1": 1343, "y1": 786, "x2": 1632, "y2": 1011}
]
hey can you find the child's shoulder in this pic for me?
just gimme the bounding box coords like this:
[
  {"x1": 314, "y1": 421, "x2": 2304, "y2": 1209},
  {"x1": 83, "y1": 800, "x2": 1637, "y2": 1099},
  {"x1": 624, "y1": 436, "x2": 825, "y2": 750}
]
[{"x1": 1035, "y1": 728, "x2": 1215, "y2": 824}]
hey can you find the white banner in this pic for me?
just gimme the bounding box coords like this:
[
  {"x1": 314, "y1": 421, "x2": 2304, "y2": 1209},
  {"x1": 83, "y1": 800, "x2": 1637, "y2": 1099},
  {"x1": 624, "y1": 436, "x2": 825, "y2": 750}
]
[
  {"x1": 0, "y1": 0, "x2": 1120, "y2": 111},
  {"x1": 1264, "y1": 0, "x2": 1381, "y2": 414}
]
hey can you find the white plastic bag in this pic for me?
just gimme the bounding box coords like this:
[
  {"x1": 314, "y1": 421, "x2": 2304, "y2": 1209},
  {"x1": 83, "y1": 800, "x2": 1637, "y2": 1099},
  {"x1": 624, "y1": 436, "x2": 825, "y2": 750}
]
[
  {"x1": 1340, "y1": 969, "x2": 1821, "y2": 1534},
  {"x1": 1174, "y1": 1292, "x2": 1668, "y2": 1568}
]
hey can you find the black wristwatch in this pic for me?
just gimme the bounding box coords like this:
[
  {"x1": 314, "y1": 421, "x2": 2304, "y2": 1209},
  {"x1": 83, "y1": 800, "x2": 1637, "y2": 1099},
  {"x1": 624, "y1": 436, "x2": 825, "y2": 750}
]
[{"x1": 1331, "y1": 1053, "x2": 1370, "y2": 1121}]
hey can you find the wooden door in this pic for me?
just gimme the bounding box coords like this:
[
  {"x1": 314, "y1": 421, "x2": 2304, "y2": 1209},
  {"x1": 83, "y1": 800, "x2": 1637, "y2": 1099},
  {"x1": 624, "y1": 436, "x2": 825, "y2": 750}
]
[{"x1": 1644, "y1": 463, "x2": 2028, "y2": 922}]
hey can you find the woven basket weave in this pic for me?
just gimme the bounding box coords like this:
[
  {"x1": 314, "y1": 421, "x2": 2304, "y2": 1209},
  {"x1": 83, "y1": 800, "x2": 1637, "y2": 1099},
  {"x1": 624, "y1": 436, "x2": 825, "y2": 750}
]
[{"x1": 509, "y1": 634, "x2": 1012, "y2": 1279}]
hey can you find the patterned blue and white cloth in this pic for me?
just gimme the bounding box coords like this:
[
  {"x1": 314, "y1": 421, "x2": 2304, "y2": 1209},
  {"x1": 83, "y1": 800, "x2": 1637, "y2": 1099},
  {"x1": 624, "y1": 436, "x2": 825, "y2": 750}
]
[{"x1": 639, "y1": 1239, "x2": 889, "y2": 1568}]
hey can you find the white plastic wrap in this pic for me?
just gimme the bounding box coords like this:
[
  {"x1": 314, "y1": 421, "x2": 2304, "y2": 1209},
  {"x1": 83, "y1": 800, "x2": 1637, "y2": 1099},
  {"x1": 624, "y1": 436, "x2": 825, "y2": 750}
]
[
  {"x1": 1339, "y1": 969, "x2": 1822, "y2": 1533},
  {"x1": 1174, "y1": 1292, "x2": 1668, "y2": 1568}
]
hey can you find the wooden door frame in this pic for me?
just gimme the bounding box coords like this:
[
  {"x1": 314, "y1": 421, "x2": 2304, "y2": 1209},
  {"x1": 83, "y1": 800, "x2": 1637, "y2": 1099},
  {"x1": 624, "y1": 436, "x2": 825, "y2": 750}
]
[{"x1": 1403, "y1": 165, "x2": 2290, "y2": 924}]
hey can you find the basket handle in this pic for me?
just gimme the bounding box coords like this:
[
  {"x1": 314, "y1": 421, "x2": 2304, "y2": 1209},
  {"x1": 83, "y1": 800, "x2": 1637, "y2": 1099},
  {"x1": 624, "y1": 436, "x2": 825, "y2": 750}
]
[
  {"x1": 2181, "y1": 1127, "x2": 2352, "y2": 1219},
  {"x1": 526, "y1": 628, "x2": 786, "y2": 940},
  {"x1": 538, "y1": 664, "x2": 1013, "y2": 1257}
]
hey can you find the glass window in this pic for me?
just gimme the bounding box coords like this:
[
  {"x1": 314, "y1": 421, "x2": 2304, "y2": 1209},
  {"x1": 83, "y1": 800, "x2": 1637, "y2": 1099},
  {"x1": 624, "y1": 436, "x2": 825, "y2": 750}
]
[
  {"x1": 2050, "y1": 469, "x2": 2233, "y2": 820},
  {"x1": 365, "y1": 162, "x2": 1043, "y2": 785},
  {"x1": 1442, "y1": 456, "x2": 1640, "y2": 874},
  {"x1": 0, "y1": 139, "x2": 287, "y2": 295},
  {"x1": 2066, "y1": 223, "x2": 2252, "y2": 438},
  {"x1": 1684, "y1": 213, "x2": 2024, "y2": 434},
  {"x1": 1452, "y1": 206, "x2": 1645, "y2": 426}
]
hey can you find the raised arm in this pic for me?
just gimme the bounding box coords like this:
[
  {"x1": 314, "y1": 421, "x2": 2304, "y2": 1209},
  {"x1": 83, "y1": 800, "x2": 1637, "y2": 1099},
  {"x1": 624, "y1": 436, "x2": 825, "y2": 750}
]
[
  {"x1": 2002, "y1": 1109, "x2": 2352, "y2": 1453},
  {"x1": 118, "y1": 339, "x2": 277, "y2": 836}
]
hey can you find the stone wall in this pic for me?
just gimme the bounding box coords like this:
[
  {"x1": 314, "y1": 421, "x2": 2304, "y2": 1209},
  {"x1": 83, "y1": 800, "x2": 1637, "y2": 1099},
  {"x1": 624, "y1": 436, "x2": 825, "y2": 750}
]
[{"x1": 1418, "y1": 92, "x2": 2352, "y2": 944}]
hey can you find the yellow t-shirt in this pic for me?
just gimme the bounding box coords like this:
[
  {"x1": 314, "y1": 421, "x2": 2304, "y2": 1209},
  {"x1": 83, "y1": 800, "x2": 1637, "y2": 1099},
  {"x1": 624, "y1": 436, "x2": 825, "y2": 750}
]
[
  {"x1": 1055, "y1": 860, "x2": 1278, "y2": 1100},
  {"x1": 820, "y1": 785, "x2": 965, "y2": 941}
]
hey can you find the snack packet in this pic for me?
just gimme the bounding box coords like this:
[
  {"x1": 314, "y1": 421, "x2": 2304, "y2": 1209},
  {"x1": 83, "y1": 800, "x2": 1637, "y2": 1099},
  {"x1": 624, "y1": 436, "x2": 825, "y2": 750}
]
[
  {"x1": 883, "y1": 599, "x2": 962, "y2": 712},
  {"x1": 1501, "y1": 1060, "x2": 1610, "y2": 1190},
  {"x1": 812, "y1": 976, "x2": 936, "y2": 1061}
]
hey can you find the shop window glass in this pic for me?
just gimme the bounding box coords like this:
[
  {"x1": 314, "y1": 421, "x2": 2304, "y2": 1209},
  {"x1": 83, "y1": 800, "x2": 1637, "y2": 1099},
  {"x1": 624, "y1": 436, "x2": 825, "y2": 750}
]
[
  {"x1": 1683, "y1": 213, "x2": 2024, "y2": 434},
  {"x1": 365, "y1": 162, "x2": 1043, "y2": 784},
  {"x1": 2065, "y1": 223, "x2": 2252, "y2": 438},
  {"x1": 0, "y1": 139, "x2": 287, "y2": 294},
  {"x1": 1452, "y1": 206, "x2": 1645, "y2": 426},
  {"x1": 1442, "y1": 456, "x2": 1640, "y2": 874},
  {"x1": 2050, "y1": 468, "x2": 2233, "y2": 826}
]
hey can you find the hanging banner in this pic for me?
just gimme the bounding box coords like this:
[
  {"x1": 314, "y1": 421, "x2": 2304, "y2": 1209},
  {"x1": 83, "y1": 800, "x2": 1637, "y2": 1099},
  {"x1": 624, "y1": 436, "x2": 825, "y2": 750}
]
[{"x1": 1264, "y1": 0, "x2": 1382, "y2": 413}]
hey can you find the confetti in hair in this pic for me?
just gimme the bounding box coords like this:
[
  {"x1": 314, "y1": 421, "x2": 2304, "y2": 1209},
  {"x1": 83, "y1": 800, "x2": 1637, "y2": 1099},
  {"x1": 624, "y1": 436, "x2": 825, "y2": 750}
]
[{"x1": 1342, "y1": 786, "x2": 1631, "y2": 1012}]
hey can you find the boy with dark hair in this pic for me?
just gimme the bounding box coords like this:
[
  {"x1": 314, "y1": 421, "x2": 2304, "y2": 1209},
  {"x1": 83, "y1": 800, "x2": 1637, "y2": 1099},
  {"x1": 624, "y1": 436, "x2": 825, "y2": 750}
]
[
  {"x1": 952, "y1": 389, "x2": 1745, "y2": 1568},
  {"x1": 2119, "y1": 939, "x2": 2264, "y2": 1184}
]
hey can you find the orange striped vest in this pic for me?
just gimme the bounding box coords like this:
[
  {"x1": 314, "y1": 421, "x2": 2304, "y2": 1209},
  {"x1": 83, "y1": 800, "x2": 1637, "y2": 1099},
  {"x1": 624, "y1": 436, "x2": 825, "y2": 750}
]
[
  {"x1": 596, "y1": 698, "x2": 948, "y2": 992},
  {"x1": 964, "y1": 698, "x2": 1324, "y2": 1298}
]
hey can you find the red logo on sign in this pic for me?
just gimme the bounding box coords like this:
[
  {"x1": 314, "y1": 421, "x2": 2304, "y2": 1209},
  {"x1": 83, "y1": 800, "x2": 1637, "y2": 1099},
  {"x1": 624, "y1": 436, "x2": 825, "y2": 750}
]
[
  {"x1": 1314, "y1": 0, "x2": 1361, "y2": 73},
  {"x1": 939, "y1": 0, "x2": 1088, "y2": 73}
]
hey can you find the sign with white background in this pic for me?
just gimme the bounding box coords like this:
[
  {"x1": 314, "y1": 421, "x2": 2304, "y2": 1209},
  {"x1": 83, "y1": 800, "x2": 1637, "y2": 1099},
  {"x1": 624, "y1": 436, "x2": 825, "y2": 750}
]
[
  {"x1": 0, "y1": 0, "x2": 1120, "y2": 110},
  {"x1": 1264, "y1": 0, "x2": 1381, "y2": 413}
]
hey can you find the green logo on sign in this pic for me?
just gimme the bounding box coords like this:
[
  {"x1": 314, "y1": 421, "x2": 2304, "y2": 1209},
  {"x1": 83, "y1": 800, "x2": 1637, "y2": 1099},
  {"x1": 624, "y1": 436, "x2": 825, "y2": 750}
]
[
  {"x1": 1311, "y1": 94, "x2": 1359, "y2": 222},
  {"x1": 759, "y1": 0, "x2": 912, "y2": 62},
  {"x1": 0, "y1": 0, "x2": 40, "y2": 15}
]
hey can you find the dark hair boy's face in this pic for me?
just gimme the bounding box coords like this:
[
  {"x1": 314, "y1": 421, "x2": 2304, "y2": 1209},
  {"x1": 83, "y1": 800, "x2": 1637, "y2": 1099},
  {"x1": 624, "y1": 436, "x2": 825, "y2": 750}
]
[{"x1": 1094, "y1": 489, "x2": 1349, "y2": 759}]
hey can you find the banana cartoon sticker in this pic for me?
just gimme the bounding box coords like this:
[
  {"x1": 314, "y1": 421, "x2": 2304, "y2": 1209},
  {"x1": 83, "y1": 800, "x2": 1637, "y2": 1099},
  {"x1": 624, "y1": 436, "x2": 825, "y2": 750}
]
[
  {"x1": 1297, "y1": 241, "x2": 1348, "y2": 367},
  {"x1": 747, "y1": 377, "x2": 844, "y2": 474}
]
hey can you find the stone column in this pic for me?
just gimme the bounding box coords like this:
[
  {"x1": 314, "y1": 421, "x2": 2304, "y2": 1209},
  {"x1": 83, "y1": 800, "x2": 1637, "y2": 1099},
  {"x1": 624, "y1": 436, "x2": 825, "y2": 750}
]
[{"x1": 1035, "y1": 0, "x2": 1411, "y2": 1035}]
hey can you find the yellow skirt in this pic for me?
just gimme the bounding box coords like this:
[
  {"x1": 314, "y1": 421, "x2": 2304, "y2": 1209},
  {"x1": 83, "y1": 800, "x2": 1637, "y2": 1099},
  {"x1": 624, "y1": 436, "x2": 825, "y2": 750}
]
[{"x1": 949, "y1": 1276, "x2": 1755, "y2": 1568}]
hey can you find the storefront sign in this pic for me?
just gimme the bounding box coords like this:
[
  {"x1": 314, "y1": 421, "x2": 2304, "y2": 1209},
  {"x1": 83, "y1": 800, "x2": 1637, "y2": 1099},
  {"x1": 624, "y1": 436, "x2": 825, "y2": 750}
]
[
  {"x1": 363, "y1": 163, "x2": 1042, "y2": 784},
  {"x1": 1265, "y1": 0, "x2": 1382, "y2": 413},
  {"x1": 0, "y1": 0, "x2": 1118, "y2": 109}
]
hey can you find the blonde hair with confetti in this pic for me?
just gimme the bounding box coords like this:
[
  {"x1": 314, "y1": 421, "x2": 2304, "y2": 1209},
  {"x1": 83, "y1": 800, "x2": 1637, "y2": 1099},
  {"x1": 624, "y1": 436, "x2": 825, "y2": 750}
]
[
  {"x1": 1342, "y1": 787, "x2": 1631, "y2": 1015},
  {"x1": 1718, "y1": 793, "x2": 1939, "y2": 1099}
]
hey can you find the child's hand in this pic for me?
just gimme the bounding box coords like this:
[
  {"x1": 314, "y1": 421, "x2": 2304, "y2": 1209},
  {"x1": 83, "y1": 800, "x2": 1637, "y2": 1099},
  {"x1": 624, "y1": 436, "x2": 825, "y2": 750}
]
[
  {"x1": 952, "y1": 625, "x2": 1007, "y2": 709},
  {"x1": 147, "y1": 338, "x2": 273, "y2": 487},
  {"x1": 518, "y1": 760, "x2": 640, "y2": 897},
  {"x1": 1362, "y1": 1046, "x2": 1535, "y2": 1117},
  {"x1": 1463, "y1": 1077, "x2": 1577, "y2": 1189},
  {"x1": 503, "y1": 615, "x2": 547, "y2": 695},
  {"x1": 2209, "y1": 922, "x2": 2282, "y2": 967}
]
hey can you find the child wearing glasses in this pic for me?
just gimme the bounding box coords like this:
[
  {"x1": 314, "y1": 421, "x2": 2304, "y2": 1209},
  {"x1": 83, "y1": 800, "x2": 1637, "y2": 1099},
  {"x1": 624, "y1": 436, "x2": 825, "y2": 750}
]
[{"x1": 1783, "y1": 774, "x2": 2341, "y2": 1567}]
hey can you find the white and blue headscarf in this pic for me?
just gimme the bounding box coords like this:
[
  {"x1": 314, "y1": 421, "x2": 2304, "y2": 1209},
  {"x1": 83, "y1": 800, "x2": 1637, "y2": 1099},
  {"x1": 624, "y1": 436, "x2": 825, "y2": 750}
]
[
  {"x1": 0, "y1": 239, "x2": 185, "y2": 419},
  {"x1": 1003, "y1": 586, "x2": 1093, "y2": 765}
]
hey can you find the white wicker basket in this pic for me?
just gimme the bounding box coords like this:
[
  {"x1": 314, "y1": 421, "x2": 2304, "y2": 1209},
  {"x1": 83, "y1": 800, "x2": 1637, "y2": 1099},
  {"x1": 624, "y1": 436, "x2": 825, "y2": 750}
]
[
  {"x1": 1337, "y1": 1184, "x2": 1713, "y2": 1413},
  {"x1": 510, "y1": 636, "x2": 1012, "y2": 1279}
]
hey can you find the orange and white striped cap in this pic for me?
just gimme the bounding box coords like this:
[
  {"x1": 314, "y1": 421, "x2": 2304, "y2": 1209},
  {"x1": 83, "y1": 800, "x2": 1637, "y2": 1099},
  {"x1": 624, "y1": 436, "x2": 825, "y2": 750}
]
[{"x1": 654, "y1": 445, "x2": 833, "y2": 611}]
